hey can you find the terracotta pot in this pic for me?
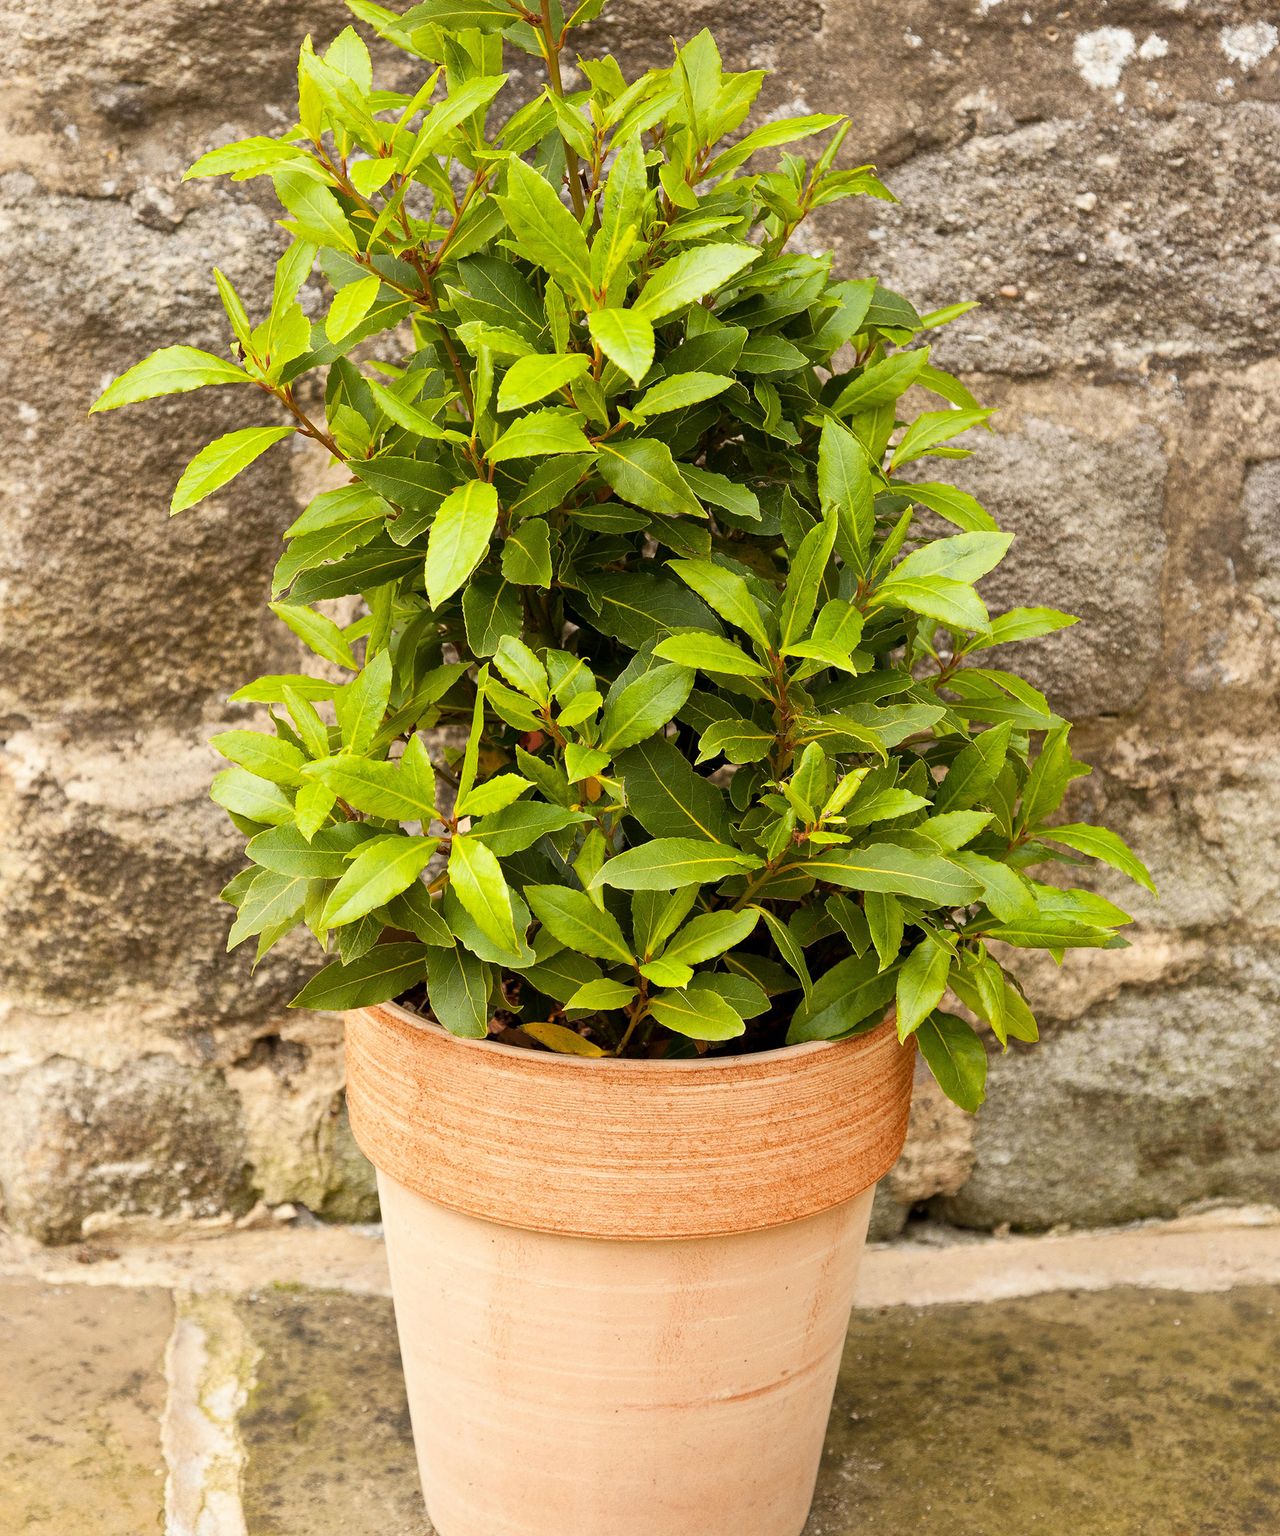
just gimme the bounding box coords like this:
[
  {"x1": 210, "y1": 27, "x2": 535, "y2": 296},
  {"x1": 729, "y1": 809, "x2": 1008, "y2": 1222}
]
[{"x1": 346, "y1": 1001, "x2": 914, "y2": 1536}]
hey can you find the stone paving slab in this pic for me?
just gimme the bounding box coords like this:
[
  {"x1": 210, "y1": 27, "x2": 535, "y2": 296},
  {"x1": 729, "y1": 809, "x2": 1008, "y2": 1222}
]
[
  {"x1": 229, "y1": 1283, "x2": 1278, "y2": 1536},
  {"x1": 238, "y1": 1289, "x2": 433, "y2": 1536},
  {"x1": 2, "y1": 1222, "x2": 1277, "y2": 1535},
  {"x1": 0, "y1": 1278, "x2": 171, "y2": 1535},
  {"x1": 810, "y1": 1286, "x2": 1279, "y2": 1536}
]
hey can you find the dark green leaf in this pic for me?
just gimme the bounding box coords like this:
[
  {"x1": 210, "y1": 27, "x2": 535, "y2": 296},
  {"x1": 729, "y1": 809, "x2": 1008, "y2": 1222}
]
[{"x1": 290, "y1": 943, "x2": 431, "y2": 1010}]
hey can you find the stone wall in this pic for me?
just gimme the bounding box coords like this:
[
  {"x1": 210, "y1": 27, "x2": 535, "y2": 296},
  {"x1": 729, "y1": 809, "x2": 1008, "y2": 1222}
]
[{"x1": 1, "y1": 0, "x2": 1276, "y2": 1242}]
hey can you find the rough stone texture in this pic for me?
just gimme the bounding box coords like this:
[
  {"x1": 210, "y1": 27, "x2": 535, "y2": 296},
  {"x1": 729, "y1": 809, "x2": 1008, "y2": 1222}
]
[
  {"x1": 0, "y1": 1278, "x2": 172, "y2": 1534},
  {"x1": 1, "y1": 0, "x2": 1278, "y2": 1240},
  {"x1": 1242, "y1": 457, "x2": 1280, "y2": 615},
  {"x1": 810, "y1": 1286, "x2": 1280, "y2": 1535},
  {"x1": 239, "y1": 1289, "x2": 433, "y2": 1536},
  {"x1": 224, "y1": 1279, "x2": 1280, "y2": 1535}
]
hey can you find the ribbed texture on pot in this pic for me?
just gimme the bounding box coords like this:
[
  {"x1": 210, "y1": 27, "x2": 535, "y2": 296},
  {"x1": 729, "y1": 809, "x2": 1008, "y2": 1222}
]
[{"x1": 346, "y1": 1002, "x2": 914, "y2": 1239}]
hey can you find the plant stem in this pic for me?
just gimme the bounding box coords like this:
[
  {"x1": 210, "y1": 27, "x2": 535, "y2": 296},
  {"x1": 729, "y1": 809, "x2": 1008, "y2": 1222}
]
[{"x1": 539, "y1": 0, "x2": 587, "y2": 219}]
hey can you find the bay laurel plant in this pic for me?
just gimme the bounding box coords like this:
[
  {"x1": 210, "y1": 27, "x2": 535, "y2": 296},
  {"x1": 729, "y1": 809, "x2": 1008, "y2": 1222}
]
[{"x1": 91, "y1": 0, "x2": 1154, "y2": 1110}]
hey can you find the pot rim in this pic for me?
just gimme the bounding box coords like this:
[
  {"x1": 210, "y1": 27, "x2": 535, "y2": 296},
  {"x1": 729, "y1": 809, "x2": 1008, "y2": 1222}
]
[
  {"x1": 345, "y1": 1001, "x2": 915, "y2": 1238},
  {"x1": 375, "y1": 997, "x2": 864, "y2": 1072}
]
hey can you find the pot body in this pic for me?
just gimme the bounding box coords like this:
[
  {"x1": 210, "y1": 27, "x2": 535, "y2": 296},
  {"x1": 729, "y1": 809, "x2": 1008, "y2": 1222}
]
[
  {"x1": 347, "y1": 1003, "x2": 914, "y2": 1536},
  {"x1": 379, "y1": 1170, "x2": 876, "y2": 1536}
]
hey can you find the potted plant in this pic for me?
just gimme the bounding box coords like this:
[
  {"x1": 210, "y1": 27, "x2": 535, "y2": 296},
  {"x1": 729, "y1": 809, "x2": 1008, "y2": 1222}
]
[{"x1": 92, "y1": 2, "x2": 1154, "y2": 1531}]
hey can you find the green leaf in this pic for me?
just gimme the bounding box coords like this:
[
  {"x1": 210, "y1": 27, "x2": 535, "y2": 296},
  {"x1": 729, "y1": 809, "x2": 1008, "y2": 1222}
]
[
  {"x1": 425, "y1": 480, "x2": 499, "y2": 607},
  {"x1": 806, "y1": 844, "x2": 981, "y2": 903},
  {"x1": 290, "y1": 943, "x2": 431, "y2": 1010},
  {"x1": 748, "y1": 906, "x2": 811, "y2": 1000},
  {"x1": 497, "y1": 352, "x2": 592, "y2": 411},
  {"x1": 587, "y1": 308, "x2": 655, "y2": 386},
  {"x1": 456, "y1": 772, "x2": 532, "y2": 818},
  {"x1": 786, "y1": 951, "x2": 897, "y2": 1043},
  {"x1": 350, "y1": 456, "x2": 452, "y2": 511},
  {"x1": 526, "y1": 885, "x2": 634, "y2": 965},
  {"x1": 426, "y1": 944, "x2": 490, "y2": 1038},
  {"x1": 596, "y1": 838, "x2": 762, "y2": 891},
  {"x1": 736, "y1": 334, "x2": 807, "y2": 374},
  {"x1": 667, "y1": 558, "x2": 770, "y2": 649},
  {"x1": 779, "y1": 511, "x2": 837, "y2": 648},
  {"x1": 497, "y1": 156, "x2": 593, "y2": 304},
  {"x1": 185, "y1": 135, "x2": 312, "y2": 181},
  {"x1": 615, "y1": 737, "x2": 733, "y2": 843},
  {"x1": 661, "y1": 908, "x2": 758, "y2": 966},
  {"x1": 865, "y1": 890, "x2": 904, "y2": 971},
  {"x1": 1017, "y1": 725, "x2": 1072, "y2": 832},
  {"x1": 365, "y1": 380, "x2": 459, "y2": 443},
  {"x1": 468, "y1": 801, "x2": 588, "y2": 855},
  {"x1": 600, "y1": 663, "x2": 694, "y2": 753},
  {"x1": 487, "y1": 408, "x2": 593, "y2": 462},
  {"x1": 831, "y1": 349, "x2": 928, "y2": 415},
  {"x1": 230, "y1": 675, "x2": 336, "y2": 705},
  {"x1": 633, "y1": 244, "x2": 758, "y2": 322},
  {"x1": 818, "y1": 419, "x2": 873, "y2": 564},
  {"x1": 705, "y1": 112, "x2": 843, "y2": 177},
  {"x1": 247, "y1": 823, "x2": 376, "y2": 878},
  {"x1": 274, "y1": 166, "x2": 357, "y2": 252},
  {"x1": 210, "y1": 767, "x2": 295, "y2": 826},
  {"x1": 404, "y1": 73, "x2": 507, "y2": 170},
  {"x1": 649, "y1": 983, "x2": 746, "y2": 1041},
  {"x1": 226, "y1": 868, "x2": 310, "y2": 949},
  {"x1": 628, "y1": 371, "x2": 733, "y2": 419},
  {"x1": 1041, "y1": 823, "x2": 1156, "y2": 895},
  {"x1": 874, "y1": 574, "x2": 989, "y2": 631},
  {"x1": 326, "y1": 274, "x2": 382, "y2": 342},
  {"x1": 597, "y1": 438, "x2": 703, "y2": 518},
  {"x1": 269, "y1": 601, "x2": 357, "y2": 670},
  {"x1": 91, "y1": 346, "x2": 249, "y2": 412},
  {"x1": 210, "y1": 730, "x2": 306, "y2": 786},
  {"x1": 935, "y1": 722, "x2": 1013, "y2": 812},
  {"x1": 490, "y1": 634, "x2": 549, "y2": 702},
  {"x1": 501, "y1": 518, "x2": 553, "y2": 588},
  {"x1": 592, "y1": 134, "x2": 647, "y2": 287},
  {"x1": 974, "y1": 606, "x2": 1079, "y2": 648},
  {"x1": 951, "y1": 851, "x2": 1036, "y2": 923},
  {"x1": 302, "y1": 749, "x2": 437, "y2": 824},
  {"x1": 891, "y1": 531, "x2": 1013, "y2": 586},
  {"x1": 653, "y1": 634, "x2": 769, "y2": 678},
  {"x1": 320, "y1": 834, "x2": 439, "y2": 928},
  {"x1": 890, "y1": 407, "x2": 992, "y2": 470},
  {"x1": 578, "y1": 571, "x2": 719, "y2": 650},
  {"x1": 696, "y1": 716, "x2": 773, "y2": 766},
  {"x1": 448, "y1": 835, "x2": 521, "y2": 955},
  {"x1": 631, "y1": 888, "x2": 698, "y2": 959},
  {"x1": 564, "y1": 978, "x2": 637, "y2": 1012},
  {"x1": 892, "y1": 481, "x2": 998, "y2": 534},
  {"x1": 915, "y1": 1011, "x2": 987, "y2": 1112},
  {"x1": 895, "y1": 932, "x2": 954, "y2": 1040},
  {"x1": 286, "y1": 542, "x2": 421, "y2": 604},
  {"x1": 639, "y1": 957, "x2": 694, "y2": 988},
  {"x1": 335, "y1": 649, "x2": 392, "y2": 755}
]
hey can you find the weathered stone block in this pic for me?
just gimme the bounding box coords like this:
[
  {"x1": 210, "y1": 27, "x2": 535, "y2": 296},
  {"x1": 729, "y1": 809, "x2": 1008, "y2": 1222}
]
[
  {"x1": 832, "y1": 106, "x2": 1280, "y2": 376},
  {"x1": 0, "y1": 1279, "x2": 172, "y2": 1535},
  {"x1": 0, "y1": 725, "x2": 313, "y2": 1016},
  {"x1": 1243, "y1": 457, "x2": 1280, "y2": 615},
  {"x1": 0, "y1": 181, "x2": 306, "y2": 729},
  {"x1": 0, "y1": 1051, "x2": 252, "y2": 1242},
  {"x1": 939, "y1": 953, "x2": 1280, "y2": 1231},
  {"x1": 946, "y1": 409, "x2": 1168, "y2": 717}
]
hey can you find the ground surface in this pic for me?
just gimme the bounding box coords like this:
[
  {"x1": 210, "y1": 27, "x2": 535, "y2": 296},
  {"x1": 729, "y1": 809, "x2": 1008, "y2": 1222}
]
[{"x1": 2, "y1": 1211, "x2": 1277, "y2": 1536}]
